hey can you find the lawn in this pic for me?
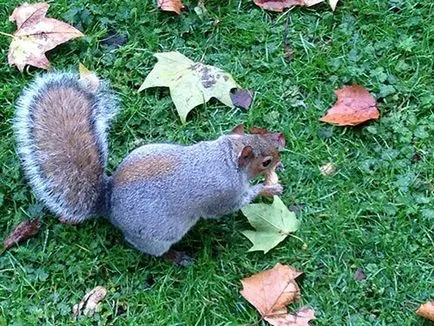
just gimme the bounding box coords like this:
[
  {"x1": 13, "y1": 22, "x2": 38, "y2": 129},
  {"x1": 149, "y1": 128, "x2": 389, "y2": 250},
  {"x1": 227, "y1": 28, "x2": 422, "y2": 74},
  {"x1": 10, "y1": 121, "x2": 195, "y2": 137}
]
[{"x1": 0, "y1": 0, "x2": 433, "y2": 324}]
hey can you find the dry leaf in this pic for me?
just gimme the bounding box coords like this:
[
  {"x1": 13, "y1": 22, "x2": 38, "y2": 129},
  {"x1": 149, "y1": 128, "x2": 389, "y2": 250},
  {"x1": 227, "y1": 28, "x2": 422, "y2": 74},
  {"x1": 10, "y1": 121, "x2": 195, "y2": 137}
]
[
  {"x1": 319, "y1": 85, "x2": 379, "y2": 126},
  {"x1": 266, "y1": 307, "x2": 316, "y2": 326},
  {"x1": 3, "y1": 218, "x2": 40, "y2": 250},
  {"x1": 78, "y1": 63, "x2": 100, "y2": 92},
  {"x1": 8, "y1": 2, "x2": 83, "y2": 72},
  {"x1": 231, "y1": 88, "x2": 254, "y2": 110},
  {"x1": 354, "y1": 268, "x2": 367, "y2": 281},
  {"x1": 416, "y1": 301, "x2": 434, "y2": 321},
  {"x1": 241, "y1": 264, "x2": 315, "y2": 325},
  {"x1": 139, "y1": 51, "x2": 240, "y2": 123},
  {"x1": 253, "y1": 0, "x2": 323, "y2": 12},
  {"x1": 329, "y1": 0, "x2": 339, "y2": 11},
  {"x1": 158, "y1": 0, "x2": 184, "y2": 14},
  {"x1": 72, "y1": 286, "x2": 107, "y2": 317},
  {"x1": 319, "y1": 162, "x2": 336, "y2": 176}
]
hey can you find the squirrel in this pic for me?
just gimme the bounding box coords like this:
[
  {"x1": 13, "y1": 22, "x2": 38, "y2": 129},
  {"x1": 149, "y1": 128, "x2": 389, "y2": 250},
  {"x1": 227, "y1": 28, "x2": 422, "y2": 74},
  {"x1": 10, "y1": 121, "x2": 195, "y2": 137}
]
[{"x1": 13, "y1": 71, "x2": 285, "y2": 257}]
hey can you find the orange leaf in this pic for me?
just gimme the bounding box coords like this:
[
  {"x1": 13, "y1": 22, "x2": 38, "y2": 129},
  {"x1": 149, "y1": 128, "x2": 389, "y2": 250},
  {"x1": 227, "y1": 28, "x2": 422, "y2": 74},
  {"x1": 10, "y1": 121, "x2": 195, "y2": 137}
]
[
  {"x1": 240, "y1": 263, "x2": 315, "y2": 324},
  {"x1": 157, "y1": 0, "x2": 184, "y2": 14},
  {"x1": 8, "y1": 2, "x2": 83, "y2": 72},
  {"x1": 265, "y1": 307, "x2": 316, "y2": 326},
  {"x1": 253, "y1": 0, "x2": 324, "y2": 12},
  {"x1": 319, "y1": 85, "x2": 380, "y2": 126},
  {"x1": 416, "y1": 301, "x2": 434, "y2": 321}
]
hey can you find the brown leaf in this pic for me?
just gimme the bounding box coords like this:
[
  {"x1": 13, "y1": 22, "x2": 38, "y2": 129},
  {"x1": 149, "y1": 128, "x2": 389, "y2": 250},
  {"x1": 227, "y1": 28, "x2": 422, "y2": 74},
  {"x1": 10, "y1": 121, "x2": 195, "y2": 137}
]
[
  {"x1": 319, "y1": 85, "x2": 380, "y2": 126},
  {"x1": 157, "y1": 0, "x2": 184, "y2": 14},
  {"x1": 253, "y1": 0, "x2": 323, "y2": 12},
  {"x1": 72, "y1": 286, "x2": 108, "y2": 317},
  {"x1": 8, "y1": 2, "x2": 84, "y2": 72},
  {"x1": 354, "y1": 268, "x2": 367, "y2": 281},
  {"x1": 240, "y1": 263, "x2": 302, "y2": 319},
  {"x1": 416, "y1": 301, "x2": 434, "y2": 321},
  {"x1": 3, "y1": 218, "x2": 41, "y2": 250},
  {"x1": 265, "y1": 307, "x2": 316, "y2": 325},
  {"x1": 231, "y1": 88, "x2": 254, "y2": 110}
]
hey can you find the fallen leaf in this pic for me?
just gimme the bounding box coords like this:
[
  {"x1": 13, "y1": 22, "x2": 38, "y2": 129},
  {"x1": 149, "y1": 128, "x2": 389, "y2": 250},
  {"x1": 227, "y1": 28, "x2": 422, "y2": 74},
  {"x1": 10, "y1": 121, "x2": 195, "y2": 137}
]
[
  {"x1": 3, "y1": 218, "x2": 40, "y2": 250},
  {"x1": 78, "y1": 63, "x2": 100, "y2": 92},
  {"x1": 72, "y1": 286, "x2": 107, "y2": 317},
  {"x1": 139, "y1": 51, "x2": 240, "y2": 123},
  {"x1": 319, "y1": 85, "x2": 380, "y2": 126},
  {"x1": 416, "y1": 301, "x2": 434, "y2": 321},
  {"x1": 241, "y1": 196, "x2": 300, "y2": 253},
  {"x1": 354, "y1": 268, "x2": 367, "y2": 281},
  {"x1": 157, "y1": 0, "x2": 184, "y2": 14},
  {"x1": 253, "y1": 0, "x2": 324, "y2": 12},
  {"x1": 8, "y1": 2, "x2": 84, "y2": 72},
  {"x1": 266, "y1": 307, "x2": 316, "y2": 326},
  {"x1": 240, "y1": 263, "x2": 315, "y2": 325},
  {"x1": 329, "y1": 0, "x2": 339, "y2": 11},
  {"x1": 231, "y1": 88, "x2": 254, "y2": 110},
  {"x1": 319, "y1": 162, "x2": 336, "y2": 176}
]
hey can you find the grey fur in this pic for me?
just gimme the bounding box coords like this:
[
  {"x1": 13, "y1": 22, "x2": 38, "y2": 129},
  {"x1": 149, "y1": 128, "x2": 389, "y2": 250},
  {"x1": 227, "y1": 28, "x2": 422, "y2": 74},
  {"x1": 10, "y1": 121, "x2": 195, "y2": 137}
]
[
  {"x1": 14, "y1": 72, "x2": 282, "y2": 256},
  {"x1": 14, "y1": 72, "x2": 117, "y2": 222},
  {"x1": 109, "y1": 137, "x2": 281, "y2": 256}
]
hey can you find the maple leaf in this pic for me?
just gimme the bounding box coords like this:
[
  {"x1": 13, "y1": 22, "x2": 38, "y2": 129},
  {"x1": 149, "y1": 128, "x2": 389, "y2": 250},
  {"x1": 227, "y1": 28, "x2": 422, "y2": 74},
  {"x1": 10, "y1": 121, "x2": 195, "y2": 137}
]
[
  {"x1": 157, "y1": 0, "x2": 184, "y2": 14},
  {"x1": 253, "y1": 0, "x2": 339, "y2": 12},
  {"x1": 319, "y1": 85, "x2": 380, "y2": 126},
  {"x1": 241, "y1": 196, "x2": 300, "y2": 253},
  {"x1": 240, "y1": 263, "x2": 315, "y2": 325},
  {"x1": 3, "y1": 218, "x2": 40, "y2": 250},
  {"x1": 139, "y1": 51, "x2": 241, "y2": 123},
  {"x1": 416, "y1": 301, "x2": 434, "y2": 322},
  {"x1": 7, "y1": 2, "x2": 83, "y2": 72}
]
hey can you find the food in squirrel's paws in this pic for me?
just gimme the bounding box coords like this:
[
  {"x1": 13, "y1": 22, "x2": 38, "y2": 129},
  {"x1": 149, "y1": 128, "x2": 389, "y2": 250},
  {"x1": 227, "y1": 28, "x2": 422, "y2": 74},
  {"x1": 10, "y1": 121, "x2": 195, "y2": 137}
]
[{"x1": 265, "y1": 170, "x2": 279, "y2": 185}]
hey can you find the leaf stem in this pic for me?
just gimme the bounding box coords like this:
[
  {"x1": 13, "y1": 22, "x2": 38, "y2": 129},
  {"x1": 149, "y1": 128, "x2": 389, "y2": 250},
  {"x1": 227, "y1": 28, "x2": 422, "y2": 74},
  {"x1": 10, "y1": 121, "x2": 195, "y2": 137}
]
[{"x1": 0, "y1": 31, "x2": 13, "y2": 38}]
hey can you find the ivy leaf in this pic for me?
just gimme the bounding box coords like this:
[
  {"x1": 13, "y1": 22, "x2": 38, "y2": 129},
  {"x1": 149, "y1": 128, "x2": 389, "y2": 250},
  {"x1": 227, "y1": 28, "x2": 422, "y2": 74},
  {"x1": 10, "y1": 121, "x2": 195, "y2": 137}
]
[
  {"x1": 241, "y1": 196, "x2": 300, "y2": 253},
  {"x1": 139, "y1": 51, "x2": 241, "y2": 123}
]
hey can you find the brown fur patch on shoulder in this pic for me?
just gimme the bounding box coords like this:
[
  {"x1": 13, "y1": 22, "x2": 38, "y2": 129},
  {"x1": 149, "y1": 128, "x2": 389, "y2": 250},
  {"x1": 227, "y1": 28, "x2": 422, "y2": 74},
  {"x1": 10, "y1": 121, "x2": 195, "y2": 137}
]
[{"x1": 114, "y1": 155, "x2": 177, "y2": 185}]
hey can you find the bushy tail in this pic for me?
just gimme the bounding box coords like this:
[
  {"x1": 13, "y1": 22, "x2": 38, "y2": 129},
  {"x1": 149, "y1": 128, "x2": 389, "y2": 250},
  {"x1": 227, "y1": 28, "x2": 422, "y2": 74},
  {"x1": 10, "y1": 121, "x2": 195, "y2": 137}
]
[{"x1": 14, "y1": 72, "x2": 118, "y2": 223}]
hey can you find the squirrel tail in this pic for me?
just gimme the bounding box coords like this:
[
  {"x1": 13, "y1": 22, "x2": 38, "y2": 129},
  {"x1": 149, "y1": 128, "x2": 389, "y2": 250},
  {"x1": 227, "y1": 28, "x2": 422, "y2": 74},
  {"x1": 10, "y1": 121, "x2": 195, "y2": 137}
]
[{"x1": 14, "y1": 72, "x2": 118, "y2": 223}]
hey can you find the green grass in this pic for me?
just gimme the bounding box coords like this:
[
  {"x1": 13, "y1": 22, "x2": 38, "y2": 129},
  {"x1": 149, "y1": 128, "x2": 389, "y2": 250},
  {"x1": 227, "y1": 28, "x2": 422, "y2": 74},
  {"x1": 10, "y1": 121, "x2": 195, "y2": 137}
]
[{"x1": 1, "y1": 0, "x2": 433, "y2": 324}]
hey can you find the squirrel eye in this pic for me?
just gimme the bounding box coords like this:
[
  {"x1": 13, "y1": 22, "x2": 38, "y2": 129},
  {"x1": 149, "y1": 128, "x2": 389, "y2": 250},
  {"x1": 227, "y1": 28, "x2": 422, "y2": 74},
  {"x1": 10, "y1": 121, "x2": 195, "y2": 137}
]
[{"x1": 262, "y1": 159, "x2": 272, "y2": 168}]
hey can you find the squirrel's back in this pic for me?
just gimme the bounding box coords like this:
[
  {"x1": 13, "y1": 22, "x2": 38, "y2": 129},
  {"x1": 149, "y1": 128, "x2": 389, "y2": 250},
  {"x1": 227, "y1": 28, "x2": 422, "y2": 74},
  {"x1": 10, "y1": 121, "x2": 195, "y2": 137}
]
[{"x1": 14, "y1": 72, "x2": 117, "y2": 223}]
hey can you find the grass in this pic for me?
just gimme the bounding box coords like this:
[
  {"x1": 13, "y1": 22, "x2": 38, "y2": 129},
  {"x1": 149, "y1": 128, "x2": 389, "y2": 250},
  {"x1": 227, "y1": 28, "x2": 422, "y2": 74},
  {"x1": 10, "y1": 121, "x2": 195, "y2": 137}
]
[{"x1": 0, "y1": 0, "x2": 433, "y2": 324}]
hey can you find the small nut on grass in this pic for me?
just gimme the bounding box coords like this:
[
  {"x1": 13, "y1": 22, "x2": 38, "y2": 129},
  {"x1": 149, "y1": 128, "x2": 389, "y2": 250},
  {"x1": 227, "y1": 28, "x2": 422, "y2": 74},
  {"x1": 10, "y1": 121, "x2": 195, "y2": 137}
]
[
  {"x1": 72, "y1": 286, "x2": 107, "y2": 317},
  {"x1": 319, "y1": 162, "x2": 337, "y2": 176}
]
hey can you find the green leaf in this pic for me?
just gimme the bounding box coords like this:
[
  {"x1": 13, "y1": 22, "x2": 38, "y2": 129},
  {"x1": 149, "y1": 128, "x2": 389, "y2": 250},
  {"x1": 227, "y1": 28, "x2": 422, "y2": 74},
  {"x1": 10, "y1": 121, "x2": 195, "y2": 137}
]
[
  {"x1": 241, "y1": 196, "x2": 300, "y2": 254},
  {"x1": 139, "y1": 51, "x2": 240, "y2": 123}
]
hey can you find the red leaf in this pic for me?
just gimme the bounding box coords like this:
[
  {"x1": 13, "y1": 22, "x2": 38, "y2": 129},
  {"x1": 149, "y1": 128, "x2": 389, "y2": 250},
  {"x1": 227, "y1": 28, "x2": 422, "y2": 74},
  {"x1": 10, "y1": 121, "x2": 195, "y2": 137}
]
[{"x1": 319, "y1": 85, "x2": 380, "y2": 126}]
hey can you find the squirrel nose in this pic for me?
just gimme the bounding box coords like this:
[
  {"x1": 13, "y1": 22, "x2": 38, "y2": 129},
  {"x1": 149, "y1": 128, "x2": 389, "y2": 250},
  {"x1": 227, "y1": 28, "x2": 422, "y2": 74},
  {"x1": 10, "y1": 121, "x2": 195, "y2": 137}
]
[{"x1": 275, "y1": 162, "x2": 284, "y2": 170}]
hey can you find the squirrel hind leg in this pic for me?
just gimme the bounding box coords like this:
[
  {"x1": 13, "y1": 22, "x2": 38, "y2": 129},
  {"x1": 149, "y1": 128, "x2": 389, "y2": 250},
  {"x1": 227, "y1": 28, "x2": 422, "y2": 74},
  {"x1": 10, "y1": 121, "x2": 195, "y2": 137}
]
[{"x1": 124, "y1": 233, "x2": 172, "y2": 257}]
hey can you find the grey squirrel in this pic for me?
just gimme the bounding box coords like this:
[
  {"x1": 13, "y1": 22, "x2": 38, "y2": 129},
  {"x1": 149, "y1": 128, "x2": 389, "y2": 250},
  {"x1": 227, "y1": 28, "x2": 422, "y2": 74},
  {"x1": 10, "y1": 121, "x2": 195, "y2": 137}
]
[{"x1": 14, "y1": 71, "x2": 284, "y2": 256}]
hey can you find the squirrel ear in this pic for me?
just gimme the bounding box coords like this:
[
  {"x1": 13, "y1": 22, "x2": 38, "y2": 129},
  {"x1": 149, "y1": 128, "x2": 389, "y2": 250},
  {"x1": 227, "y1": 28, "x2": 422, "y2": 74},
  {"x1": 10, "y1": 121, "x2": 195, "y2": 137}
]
[
  {"x1": 232, "y1": 124, "x2": 245, "y2": 135},
  {"x1": 238, "y1": 145, "x2": 253, "y2": 167}
]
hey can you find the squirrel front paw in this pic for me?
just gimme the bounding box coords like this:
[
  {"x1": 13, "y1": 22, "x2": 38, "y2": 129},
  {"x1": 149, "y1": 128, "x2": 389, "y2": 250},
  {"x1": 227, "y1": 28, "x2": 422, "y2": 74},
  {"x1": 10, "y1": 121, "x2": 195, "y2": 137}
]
[{"x1": 259, "y1": 183, "x2": 283, "y2": 197}]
